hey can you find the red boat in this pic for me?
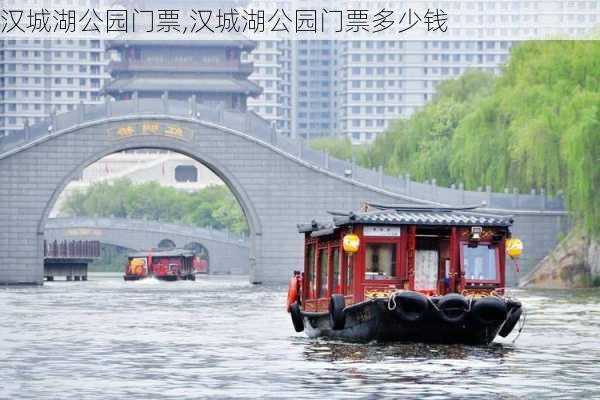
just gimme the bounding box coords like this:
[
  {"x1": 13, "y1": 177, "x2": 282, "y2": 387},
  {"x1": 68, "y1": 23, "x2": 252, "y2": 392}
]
[
  {"x1": 124, "y1": 248, "x2": 209, "y2": 281},
  {"x1": 287, "y1": 203, "x2": 524, "y2": 345}
]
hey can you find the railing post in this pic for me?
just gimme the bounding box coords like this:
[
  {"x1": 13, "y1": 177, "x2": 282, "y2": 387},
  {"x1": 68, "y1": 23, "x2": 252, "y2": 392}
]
[
  {"x1": 105, "y1": 97, "x2": 112, "y2": 117},
  {"x1": 189, "y1": 95, "x2": 197, "y2": 118},
  {"x1": 50, "y1": 109, "x2": 57, "y2": 132},
  {"x1": 556, "y1": 190, "x2": 565, "y2": 210},
  {"x1": 270, "y1": 128, "x2": 277, "y2": 145},
  {"x1": 217, "y1": 104, "x2": 224, "y2": 124},
  {"x1": 269, "y1": 121, "x2": 277, "y2": 145},
  {"x1": 24, "y1": 121, "x2": 30, "y2": 141},
  {"x1": 512, "y1": 187, "x2": 519, "y2": 208},
  {"x1": 78, "y1": 100, "x2": 85, "y2": 123},
  {"x1": 245, "y1": 114, "x2": 252, "y2": 133},
  {"x1": 459, "y1": 182, "x2": 465, "y2": 204},
  {"x1": 486, "y1": 185, "x2": 492, "y2": 207},
  {"x1": 162, "y1": 91, "x2": 169, "y2": 113},
  {"x1": 378, "y1": 165, "x2": 384, "y2": 186},
  {"x1": 405, "y1": 173, "x2": 411, "y2": 194},
  {"x1": 133, "y1": 91, "x2": 140, "y2": 114},
  {"x1": 431, "y1": 178, "x2": 437, "y2": 197},
  {"x1": 324, "y1": 151, "x2": 329, "y2": 169},
  {"x1": 541, "y1": 187, "x2": 546, "y2": 210}
]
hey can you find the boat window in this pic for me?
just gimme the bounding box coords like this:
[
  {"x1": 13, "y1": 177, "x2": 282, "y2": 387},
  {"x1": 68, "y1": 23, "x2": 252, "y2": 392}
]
[
  {"x1": 318, "y1": 248, "x2": 328, "y2": 297},
  {"x1": 332, "y1": 247, "x2": 340, "y2": 293},
  {"x1": 306, "y1": 244, "x2": 316, "y2": 298},
  {"x1": 346, "y1": 254, "x2": 354, "y2": 294},
  {"x1": 463, "y1": 245, "x2": 497, "y2": 281},
  {"x1": 365, "y1": 243, "x2": 397, "y2": 280},
  {"x1": 414, "y1": 250, "x2": 438, "y2": 291}
]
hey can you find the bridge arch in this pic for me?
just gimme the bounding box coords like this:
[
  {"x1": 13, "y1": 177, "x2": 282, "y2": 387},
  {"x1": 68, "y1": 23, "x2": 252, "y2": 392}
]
[
  {"x1": 0, "y1": 100, "x2": 568, "y2": 285},
  {"x1": 157, "y1": 239, "x2": 177, "y2": 250},
  {"x1": 32, "y1": 132, "x2": 264, "y2": 283},
  {"x1": 184, "y1": 242, "x2": 210, "y2": 261},
  {"x1": 37, "y1": 135, "x2": 263, "y2": 239}
]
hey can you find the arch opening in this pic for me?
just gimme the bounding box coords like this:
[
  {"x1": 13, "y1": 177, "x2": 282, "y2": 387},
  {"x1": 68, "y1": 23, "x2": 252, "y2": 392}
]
[
  {"x1": 41, "y1": 145, "x2": 258, "y2": 280},
  {"x1": 184, "y1": 242, "x2": 210, "y2": 262},
  {"x1": 158, "y1": 239, "x2": 177, "y2": 250}
]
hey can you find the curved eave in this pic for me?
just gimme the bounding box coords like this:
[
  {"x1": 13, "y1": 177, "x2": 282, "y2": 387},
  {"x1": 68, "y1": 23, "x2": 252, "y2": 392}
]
[
  {"x1": 104, "y1": 78, "x2": 262, "y2": 96},
  {"x1": 107, "y1": 38, "x2": 256, "y2": 51},
  {"x1": 332, "y1": 211, "x2": 514, "y2": 228}
]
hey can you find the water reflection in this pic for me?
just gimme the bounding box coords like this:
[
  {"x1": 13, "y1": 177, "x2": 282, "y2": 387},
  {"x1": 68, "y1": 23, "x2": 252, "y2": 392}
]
[{"x1": 303, "y1": 340, "x2": 513, "y2": 362}]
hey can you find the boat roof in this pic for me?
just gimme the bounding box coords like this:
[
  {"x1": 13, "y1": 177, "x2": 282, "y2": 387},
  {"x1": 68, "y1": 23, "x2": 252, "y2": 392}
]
[
  {"x1": 298, "y1": 203, "x2": 513, "y2": 234},
  {"x1": 128, "y1": 249, "x2": 196, "y2": 258}
]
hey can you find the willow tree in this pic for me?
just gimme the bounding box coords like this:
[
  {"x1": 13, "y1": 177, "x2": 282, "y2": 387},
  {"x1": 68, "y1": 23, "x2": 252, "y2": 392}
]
[
  {"x1": 373, "y1": 70, "x2": 495, "y2": 186},
  {"x1": 449, "y1": 41, "x2": 599, "y2": 234}
]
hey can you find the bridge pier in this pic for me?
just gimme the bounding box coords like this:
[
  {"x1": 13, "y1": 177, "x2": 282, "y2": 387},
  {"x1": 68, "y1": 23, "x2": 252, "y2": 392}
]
[{"x1": 44, "y1": 259, "x2": 91, "y2": 282}]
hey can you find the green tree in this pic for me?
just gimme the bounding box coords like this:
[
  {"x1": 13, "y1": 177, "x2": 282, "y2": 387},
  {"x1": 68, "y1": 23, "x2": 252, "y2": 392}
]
[{"x1": 61, "y1": 179, "x2": 249, "y2": 234}]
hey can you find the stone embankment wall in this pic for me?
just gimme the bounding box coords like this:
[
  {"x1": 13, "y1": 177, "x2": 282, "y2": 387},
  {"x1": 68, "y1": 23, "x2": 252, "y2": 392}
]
[{"x1": 520, "y1": 229, "x2": 600, "y2": 289}]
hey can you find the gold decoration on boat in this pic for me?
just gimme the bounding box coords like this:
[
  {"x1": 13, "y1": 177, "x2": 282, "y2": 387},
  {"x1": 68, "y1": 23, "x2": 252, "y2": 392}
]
[
  {"x1": 342, "y1": 233, "x2": 360, "y2": 253},
  {"x1": 506, "y1": 238, "x2": 523, "y2": 258},
  {"x1": 365, "y1": 288, "x2": 397, "y2": 299}
]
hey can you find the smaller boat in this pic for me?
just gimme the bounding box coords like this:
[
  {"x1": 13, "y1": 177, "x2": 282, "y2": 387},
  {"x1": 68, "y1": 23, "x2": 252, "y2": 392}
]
[
  {"x1": 124, "y1": 248, "x2": 208, "y2": 281},
  {"x1": 287, "y1": 203, "x2": 524, "y2": 345}
]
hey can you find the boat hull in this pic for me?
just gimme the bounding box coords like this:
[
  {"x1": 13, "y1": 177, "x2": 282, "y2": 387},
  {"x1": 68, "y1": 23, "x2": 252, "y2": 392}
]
[
  {"x1": 123, "y1": 274, "x2": 145, "y2": 281},
  {"x1": 301, "y1": 298, "x2": 521, "y2": 345},
  {"x1": 123, "y1": 273, "x2": 198, "y2": 281}
]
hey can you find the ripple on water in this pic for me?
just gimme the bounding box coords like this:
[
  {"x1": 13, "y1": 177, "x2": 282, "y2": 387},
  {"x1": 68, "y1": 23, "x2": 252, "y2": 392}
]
[{"x1": 1, "y1": 274, "x2": 599, "y2": 399}]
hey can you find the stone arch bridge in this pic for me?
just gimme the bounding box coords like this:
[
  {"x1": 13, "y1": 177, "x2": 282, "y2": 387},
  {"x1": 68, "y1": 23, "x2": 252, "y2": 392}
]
[
  {"x1": 44, "y1": 217, "x2": 249, "y2": 275},
  {"x1": 0, "y1": 98, "x2": 568, "y2": 285}
]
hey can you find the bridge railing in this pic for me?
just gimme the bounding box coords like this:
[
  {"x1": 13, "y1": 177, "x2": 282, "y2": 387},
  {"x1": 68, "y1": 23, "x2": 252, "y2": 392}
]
[
  {"x1": 44, "y1": 240, "x2": 101, "y2": 259},
  {"x1": 1, "y1": 98, "x2": 566, "y2": 212},
  {"x1": 45, "y1": 217, "x2": 249, "y2": 245}
]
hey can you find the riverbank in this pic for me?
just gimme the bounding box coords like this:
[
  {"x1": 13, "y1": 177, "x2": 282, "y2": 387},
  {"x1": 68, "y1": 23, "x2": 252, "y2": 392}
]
[{"x1": 521, "y1": 229, "x2": 600, "y2": 289}]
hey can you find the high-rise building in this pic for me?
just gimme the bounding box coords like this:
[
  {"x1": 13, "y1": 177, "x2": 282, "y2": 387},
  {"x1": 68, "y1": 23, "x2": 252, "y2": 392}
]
[
  {"x1": 294, "y1": 40, "x2": 337, "y2": 140},
  {"x1": 245, "y1": 40, "x2": 294, "y2": 135},
  {"x1": 247, "y1": 1, "x2": 599, "y2": 143},
  {"x1": 247, "y1": 39, "x2": 338, "y2": 139},
  {"x1": 335, "y1": 39, "x2": 512, "y2": 143},
  {"x1": 0, "y1": 37, "x2": 109, "y2": 137}
]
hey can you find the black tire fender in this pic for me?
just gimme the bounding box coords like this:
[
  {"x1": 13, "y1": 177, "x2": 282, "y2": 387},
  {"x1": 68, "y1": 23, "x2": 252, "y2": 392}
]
[
  {"x1": 498, "y1": 306, "x2": 523, "y2": 337},
  {"x1": 437, "y1": 293, "x2": 469, "y2": 324},
  {"x1": 329, "y1": 294, "x2": 346, "y2": 330},
  {"x1": 394, "y1": 291, "x2": 429, "y2": 322},
  {"x1": 290, "y1": 302, "x2": 304, "y2": 332},
  {"x1": 472, "y1": 296, "x2": 508, "y2": 326}
]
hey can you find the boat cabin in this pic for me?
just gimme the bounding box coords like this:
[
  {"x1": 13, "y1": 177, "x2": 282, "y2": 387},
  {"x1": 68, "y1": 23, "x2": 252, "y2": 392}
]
[
  {"x1": 297, "y1": 204, "x2": 514, "y2": 312},
  {"x1": 124, "y1": 248, "x2": 208, "y2": 281}
]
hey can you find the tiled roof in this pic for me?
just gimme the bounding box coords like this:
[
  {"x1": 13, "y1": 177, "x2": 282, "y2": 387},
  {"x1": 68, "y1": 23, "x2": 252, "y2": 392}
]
[
  {"x1": 105, "y1": 78, "x2": 262, "y2": 94},
  {"x1": 333, "y1": 209, "x2": 513, "y2": 227},
  {"x1": 298, "y1": 205, "x2": 513, "y2": 233}
]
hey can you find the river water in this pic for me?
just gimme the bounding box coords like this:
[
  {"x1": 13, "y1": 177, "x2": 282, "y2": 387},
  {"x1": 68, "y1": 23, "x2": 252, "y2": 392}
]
[{"x1": 1, "y1": 274, "x2": 599, "y2": 399}]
